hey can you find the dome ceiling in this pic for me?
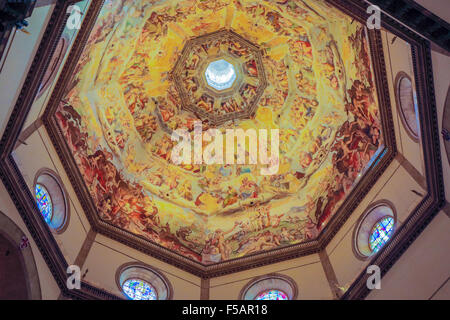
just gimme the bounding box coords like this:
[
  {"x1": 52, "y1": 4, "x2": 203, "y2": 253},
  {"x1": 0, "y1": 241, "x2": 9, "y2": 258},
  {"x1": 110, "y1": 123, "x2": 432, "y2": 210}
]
[{"x1": 51, "y1": 0, "x2": 386, "y2": 269}]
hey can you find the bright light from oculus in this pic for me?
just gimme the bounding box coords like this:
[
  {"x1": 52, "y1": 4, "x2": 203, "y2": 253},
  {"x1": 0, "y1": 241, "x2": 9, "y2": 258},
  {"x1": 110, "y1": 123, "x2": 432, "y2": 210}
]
[{"x1": 205, "y1": 59, "x2": 237, "y2": 91}]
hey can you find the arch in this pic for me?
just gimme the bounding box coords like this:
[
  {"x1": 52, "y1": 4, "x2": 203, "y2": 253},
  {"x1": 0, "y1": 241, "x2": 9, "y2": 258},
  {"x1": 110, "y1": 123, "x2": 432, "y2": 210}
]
[
  {"x1": 239, "y1": 273, "x2": 298, "y2": 300},
  {"x1": 0, "y1": 210, "x2": 41, "y2": 299}
]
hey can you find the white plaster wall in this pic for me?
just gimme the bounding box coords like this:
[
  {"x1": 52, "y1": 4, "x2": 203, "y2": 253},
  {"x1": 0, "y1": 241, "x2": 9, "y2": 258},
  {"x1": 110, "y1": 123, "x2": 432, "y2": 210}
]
[{"x1": 0, "y1": 5, "x2": 55, "y2": 137}]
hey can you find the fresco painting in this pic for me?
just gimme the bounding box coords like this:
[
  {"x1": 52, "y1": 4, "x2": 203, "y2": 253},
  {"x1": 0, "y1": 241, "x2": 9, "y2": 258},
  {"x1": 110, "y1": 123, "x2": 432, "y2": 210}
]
[{"x1": 55, "y1": 0, "x2": 384, "y2": 264}]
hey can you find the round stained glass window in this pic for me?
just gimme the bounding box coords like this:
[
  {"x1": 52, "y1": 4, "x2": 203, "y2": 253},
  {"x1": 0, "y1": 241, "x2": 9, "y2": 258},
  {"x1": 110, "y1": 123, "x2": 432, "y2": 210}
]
[
  {"x1": 255, "y1": 289, "x2": 288, "y2": 300},
  {"x1": 369, "y1": 216, "x2": 395, "y2": 253},
  {"x1": 205, "y1": 59, "x2": 237, "y2": 91},
  {"x1": 122, "y1": 278, "x2": 157, "y2": 300},
  {"x1": 35, "y1": 184, "x2": 53, "y2": 223}
]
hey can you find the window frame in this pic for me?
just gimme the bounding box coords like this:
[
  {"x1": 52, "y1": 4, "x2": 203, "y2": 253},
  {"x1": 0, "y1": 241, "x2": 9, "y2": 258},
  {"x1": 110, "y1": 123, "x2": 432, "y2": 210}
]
[
  {"x1": 33, "y1": 168, "x2": 70, "y2": 233},
  {"x1": 394, "y1": 71, "x2": 420, "y2": 142}
]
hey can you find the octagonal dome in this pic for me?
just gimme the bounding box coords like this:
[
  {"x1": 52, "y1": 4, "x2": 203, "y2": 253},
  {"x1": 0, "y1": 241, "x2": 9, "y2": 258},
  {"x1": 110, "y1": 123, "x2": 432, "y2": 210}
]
[{"x1": 49, "y1": 0, "x2": 388, "y2": 272}]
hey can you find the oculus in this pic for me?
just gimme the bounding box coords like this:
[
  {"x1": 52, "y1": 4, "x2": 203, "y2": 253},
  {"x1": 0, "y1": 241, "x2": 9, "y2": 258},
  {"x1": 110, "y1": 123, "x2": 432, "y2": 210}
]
[
  {"x1": 36, "y1": 34, "x2": 69, "y2": 99},
  {"x1": 122, "y1": 279, "x2": 157, "y2": 300},
  {"x1": 117, "y1": 264, "x2": 172, "y2": 300},
  {"x1": 442, "y1": 86, "x2": 450, "y2": 165},
  {"x1": 204, "y1": 59, "x2": 237, "y2": 91}
]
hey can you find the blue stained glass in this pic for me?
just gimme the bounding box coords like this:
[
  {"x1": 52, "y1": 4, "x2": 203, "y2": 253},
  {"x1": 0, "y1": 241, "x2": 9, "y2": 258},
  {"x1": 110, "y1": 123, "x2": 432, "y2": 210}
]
[
  {"x1": 255, "y1": 290, "x2": 288, "y2": 300},
  {"x1": 369, "y1": 216, "x2": 394, "y2": 253},
  {"x1": 122, "y1": 279, "x2": 157, "y2": 300},
  {"x1": 205, "y1": 59, "x2": 237, "y2": 91},
  {"x1": 35, "y1": 184, "x2": 53, "y2": 224}
]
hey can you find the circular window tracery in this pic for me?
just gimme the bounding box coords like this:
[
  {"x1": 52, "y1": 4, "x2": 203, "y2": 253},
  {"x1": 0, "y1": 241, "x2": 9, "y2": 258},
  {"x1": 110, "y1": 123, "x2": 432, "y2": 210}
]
[
  {"x1": 395, "y1": 72, "x2": 420, "y2": 141},
  {"x1": 33, "y1": 169, "x2": 69, "y2": 233},
  {"x1": 117, "y1": 263, "x2": 172, "y2": 300},
  {"x1": 122, "y1": 278, "x2": 158, "y2": 300},
  {"x1": 353, "y1": 201, "x2": 396, "y2": 259}
]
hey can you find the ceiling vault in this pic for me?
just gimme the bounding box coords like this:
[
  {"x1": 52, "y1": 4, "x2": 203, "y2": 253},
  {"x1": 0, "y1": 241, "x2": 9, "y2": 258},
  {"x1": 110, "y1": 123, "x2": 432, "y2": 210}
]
[
  {"x1": 0, "y1": 0, "x2": 445, "y2": 300},
  {"x1": 41, "y1": 0, "x2": 397, "y2": 277}
]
